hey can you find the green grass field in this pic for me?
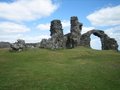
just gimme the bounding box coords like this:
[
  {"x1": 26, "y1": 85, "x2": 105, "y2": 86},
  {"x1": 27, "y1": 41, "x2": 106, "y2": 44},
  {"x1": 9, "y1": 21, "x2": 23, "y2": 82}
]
[{"x1": 0, "y1": 47, "x2": 120, "y2": 90}]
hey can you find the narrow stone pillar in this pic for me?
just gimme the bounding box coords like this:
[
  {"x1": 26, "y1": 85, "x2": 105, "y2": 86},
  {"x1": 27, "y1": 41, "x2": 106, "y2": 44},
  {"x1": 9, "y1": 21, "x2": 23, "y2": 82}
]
[{"x1": 70, "y1": 16, "x2": 82, "y2": 47}]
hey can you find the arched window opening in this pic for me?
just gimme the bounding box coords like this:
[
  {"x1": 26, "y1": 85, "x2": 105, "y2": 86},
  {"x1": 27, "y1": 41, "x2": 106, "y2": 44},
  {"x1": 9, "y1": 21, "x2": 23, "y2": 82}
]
[{"x1": 90, "y1": 34, "x2": 102, "y2": 50}]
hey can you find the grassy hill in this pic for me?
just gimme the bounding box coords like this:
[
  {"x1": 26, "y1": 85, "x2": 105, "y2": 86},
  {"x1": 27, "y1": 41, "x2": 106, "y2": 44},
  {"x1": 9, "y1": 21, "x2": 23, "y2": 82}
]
[{"x1": 0, "y1": 47, "x2": 120, "y2": 90}]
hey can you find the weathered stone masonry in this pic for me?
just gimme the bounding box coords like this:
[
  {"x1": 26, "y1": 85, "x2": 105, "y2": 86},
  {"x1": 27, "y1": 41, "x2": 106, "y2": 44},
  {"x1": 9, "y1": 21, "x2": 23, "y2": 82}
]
[
  {"x1": 40, "y1": 20, "x2": 65, "y2": 49},
  {"x1": 64, "y1": 16, "x2": 83, "y2": 48},
  {"x1": 39, "y1": 16, "x2": 119, "y2": 51},
  {"x1": 80, "y1": 30, "x2": 118, "y2": 50}
]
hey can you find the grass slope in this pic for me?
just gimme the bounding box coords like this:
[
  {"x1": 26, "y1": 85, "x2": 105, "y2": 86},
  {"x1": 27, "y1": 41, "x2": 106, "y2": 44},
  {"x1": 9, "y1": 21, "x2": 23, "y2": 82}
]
[{"x1": 0, "y1": 47, "x2": 120, "y2": 90}]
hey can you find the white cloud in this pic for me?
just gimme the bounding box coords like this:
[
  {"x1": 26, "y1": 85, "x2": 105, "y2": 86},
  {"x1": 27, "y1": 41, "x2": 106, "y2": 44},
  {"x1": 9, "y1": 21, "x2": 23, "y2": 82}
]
[
  {"x1": 22, "y1": 35, "x2": 50, "y2": 43},
  {"x1": 0, "y1": 22, "x2": 30, "y2": 33},
  {"x1": 87, "y1": 5, "x2": 120, "y2": 26},
  {"x1": 105, "y1": 26, "x2": 120, "y2": 35},
  {"x1": 62, "y1": 20, "x2": 70, "y2": 28},
  {"x1": 0, "y1": 0, "x2": 58, "y2": 22},
  {"x1": 81, "y1": 26, "x2": 95, "y2": 34},
  {"x1": 0, "y1": 21, "x2": 50, "y2": 43},
  {"x1": 36, "y1": 23, "x2": 50, "y2": 31},
  {"x1": 62, "y1": 20, "x2": 70, "y2": 34},
  {"x1": 0, "y1": 21, "x2": 31, "y2": 42},
  {"x1": 0, "y1": 34, "x2": 50, "y2": 43},
  {"x1": 0, "y1": 34, "x2": 23, "y2": 42}
]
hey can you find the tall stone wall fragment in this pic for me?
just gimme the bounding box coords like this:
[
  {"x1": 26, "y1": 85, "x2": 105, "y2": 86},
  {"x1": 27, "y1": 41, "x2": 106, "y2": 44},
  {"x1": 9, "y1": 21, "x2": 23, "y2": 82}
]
[
  {"x1": 40, "y1": 20, "x2": 65, "y2": 49},
  {"x1": 65, "y1": 16, "x2": 83, "y2": 48}
]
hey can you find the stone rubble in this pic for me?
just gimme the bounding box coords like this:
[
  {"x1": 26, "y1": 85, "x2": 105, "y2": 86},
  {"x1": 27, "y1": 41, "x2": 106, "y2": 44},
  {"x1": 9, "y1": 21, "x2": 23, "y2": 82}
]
[{"x1": 10, "y1": 39, "x2": 26, "y2": 51}]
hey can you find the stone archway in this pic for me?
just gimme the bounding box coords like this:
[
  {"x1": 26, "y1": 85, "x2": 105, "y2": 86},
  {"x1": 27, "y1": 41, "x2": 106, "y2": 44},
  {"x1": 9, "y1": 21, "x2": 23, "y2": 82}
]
[{"x1": 80, "y1": 30, "x2": 118, "y2": 51}]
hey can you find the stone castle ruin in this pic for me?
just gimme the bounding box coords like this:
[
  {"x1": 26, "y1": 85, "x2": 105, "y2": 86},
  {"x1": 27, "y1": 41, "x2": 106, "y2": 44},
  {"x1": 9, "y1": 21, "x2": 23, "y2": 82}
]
[
  {"x1": 10, "y1": 16, "x2": 118, "y2": 51},
  {"x1": 40, "y1": 16, "x2": 118, "y2": 51}
]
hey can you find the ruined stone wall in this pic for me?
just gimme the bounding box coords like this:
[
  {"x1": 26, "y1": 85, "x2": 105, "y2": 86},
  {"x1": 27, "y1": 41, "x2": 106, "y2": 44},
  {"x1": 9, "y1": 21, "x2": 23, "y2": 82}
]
[
  {"x1": 39, "y1": 16, "x2": 118, "y2": 51},
  {"x1": 70, "y1": 16, "x2": 82, "y2": 47},
  {"x1": 40, "y1": 20, "x2": 65, "y2": 49},
  {"x1": 80, "y1": 30, "x2": 118, "y2": 51},
  {"x1": 65, "y1": 16, "x2": 83, "y2": 48},
  {"x1": 80, "y1": 31, "x2": 91, "y2": 47}
]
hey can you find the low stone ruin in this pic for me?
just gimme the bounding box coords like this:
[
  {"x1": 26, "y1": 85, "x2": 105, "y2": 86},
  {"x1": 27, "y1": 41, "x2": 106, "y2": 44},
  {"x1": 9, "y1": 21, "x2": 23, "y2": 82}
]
[
  {"x1": 40, "y1": 16, "x2": 118, "y2": 51},
  {"x1": 10, "y1": 39, "x2": 26, "y2": 51},
  {"x1": 0, "y1": 42, "x2": 10, "y2": 48}
]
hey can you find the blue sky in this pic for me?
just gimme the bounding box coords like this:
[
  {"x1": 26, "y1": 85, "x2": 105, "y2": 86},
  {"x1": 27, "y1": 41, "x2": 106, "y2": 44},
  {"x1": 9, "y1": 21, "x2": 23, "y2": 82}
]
[{"x1": 0, "y1": 0, "x2": 120, "y2": 50}]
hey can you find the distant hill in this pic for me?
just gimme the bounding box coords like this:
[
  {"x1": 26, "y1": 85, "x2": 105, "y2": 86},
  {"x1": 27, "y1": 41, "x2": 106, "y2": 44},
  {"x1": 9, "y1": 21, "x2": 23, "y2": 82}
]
[
  {"x1": 0, "y1": 42, "x2": 38, "y2": 48},
  {"x1": 0, "y1": 42, "x2": 10, "y2": 48}
]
